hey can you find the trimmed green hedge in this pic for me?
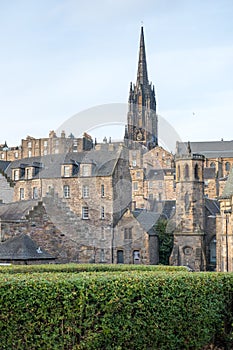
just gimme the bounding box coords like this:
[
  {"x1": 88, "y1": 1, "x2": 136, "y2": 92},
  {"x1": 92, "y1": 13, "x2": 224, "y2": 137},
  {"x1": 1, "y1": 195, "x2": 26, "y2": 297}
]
[
  {"x1": 0, "y1": 263, "x2": 187, "y2": 274},
  {"x1": 0, "y1": 270, "x2": 232, "y2": 349}
]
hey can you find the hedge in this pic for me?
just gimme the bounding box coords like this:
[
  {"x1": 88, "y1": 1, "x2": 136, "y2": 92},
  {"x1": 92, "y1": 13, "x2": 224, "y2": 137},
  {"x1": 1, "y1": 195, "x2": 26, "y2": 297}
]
[
  {"x1": 0, "y1": 263, "x2": 188, "y2": 274},
  {"x1": 0, "y1": 271, "x2": 232, "y2": 349}
]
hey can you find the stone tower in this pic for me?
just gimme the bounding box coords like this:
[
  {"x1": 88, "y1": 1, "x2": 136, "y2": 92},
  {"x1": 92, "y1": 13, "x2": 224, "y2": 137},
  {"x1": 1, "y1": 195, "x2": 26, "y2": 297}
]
[
  {"x1": 125, "y1": 27, "x2": 158, "y2": 150},
  {"x1": 170, "y1": 144, "x2": 206, "y2": 271}
]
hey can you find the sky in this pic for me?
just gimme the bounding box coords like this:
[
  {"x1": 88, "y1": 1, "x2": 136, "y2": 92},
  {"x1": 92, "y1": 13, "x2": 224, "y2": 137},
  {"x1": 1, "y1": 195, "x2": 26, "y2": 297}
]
[{"x1": 1, "y1": 0, "x2": 233, "y2": 150}]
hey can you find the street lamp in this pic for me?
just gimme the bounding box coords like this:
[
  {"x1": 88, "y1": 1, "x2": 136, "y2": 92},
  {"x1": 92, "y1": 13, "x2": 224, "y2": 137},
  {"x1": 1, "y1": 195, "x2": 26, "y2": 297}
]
[{"x1": 224, "y1": 209, "x2": 232, "y2": 272}]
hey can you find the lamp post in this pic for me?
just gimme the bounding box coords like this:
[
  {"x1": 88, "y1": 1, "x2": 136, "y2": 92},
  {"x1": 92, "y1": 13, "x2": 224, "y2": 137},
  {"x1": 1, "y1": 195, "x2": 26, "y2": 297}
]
[{"x1": 224, "y1": 209, "x2": 231, "y2": 272}]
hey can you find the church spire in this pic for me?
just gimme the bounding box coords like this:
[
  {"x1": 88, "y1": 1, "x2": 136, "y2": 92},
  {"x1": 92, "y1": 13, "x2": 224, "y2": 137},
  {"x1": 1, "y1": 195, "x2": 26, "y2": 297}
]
[{"x1": 136, "y1": 26, "x2": 148, "y2": 86}]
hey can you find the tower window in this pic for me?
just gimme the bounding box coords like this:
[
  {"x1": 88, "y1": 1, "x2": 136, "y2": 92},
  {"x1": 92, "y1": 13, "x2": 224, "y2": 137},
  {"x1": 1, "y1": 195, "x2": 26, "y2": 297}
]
[
  {"x1": 177, "y1": 165, "x2": 180, "y2": 181},
  {"x1": 194, "y1": 164, "x2": 199, "y2": 180},
  {"x1": 184, "y1": 164, "x2": 189, "y2": 179},
  {"x1": 133, "y1": 182, "x2": 138, "y2": 191}
]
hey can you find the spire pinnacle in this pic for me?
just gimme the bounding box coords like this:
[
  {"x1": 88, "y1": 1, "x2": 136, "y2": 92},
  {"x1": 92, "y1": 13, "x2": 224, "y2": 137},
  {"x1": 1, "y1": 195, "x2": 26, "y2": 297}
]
[{"x1": 137, "y1": 26, "x2": 148, "y2": 86}]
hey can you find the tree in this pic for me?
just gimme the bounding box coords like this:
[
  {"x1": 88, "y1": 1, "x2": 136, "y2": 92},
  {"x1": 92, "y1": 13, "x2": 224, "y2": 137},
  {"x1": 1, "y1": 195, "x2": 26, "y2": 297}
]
[{"x1": 155, "y1": 219, "x2": 174, "y2": 265}]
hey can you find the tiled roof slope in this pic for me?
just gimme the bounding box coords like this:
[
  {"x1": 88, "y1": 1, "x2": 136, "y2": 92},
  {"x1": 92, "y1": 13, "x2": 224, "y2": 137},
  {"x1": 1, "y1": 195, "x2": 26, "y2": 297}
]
[
  {"x1": 0, "y1": 234, "x2": 54, "y2": 260},
  {"x1": 177, "y1": 141, "x2": 233, "y2": 158},
  {"x1": 0, "y1": 200, "x2": 39, "y2": 221}
]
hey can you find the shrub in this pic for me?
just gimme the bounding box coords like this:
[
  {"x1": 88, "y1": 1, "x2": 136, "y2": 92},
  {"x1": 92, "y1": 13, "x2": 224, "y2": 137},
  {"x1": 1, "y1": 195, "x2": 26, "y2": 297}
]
[{"x1": 0, "y1": 269, "x2": 232, "y2": 349}]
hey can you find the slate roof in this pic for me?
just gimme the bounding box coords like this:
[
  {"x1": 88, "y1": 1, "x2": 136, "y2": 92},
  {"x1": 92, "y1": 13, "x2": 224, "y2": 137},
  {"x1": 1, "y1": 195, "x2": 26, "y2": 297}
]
[
  {"x1": 145, "y1": 168, "x2": 175, "y2": 181},
  {"x1": 176, "y1": 141, "x2": 233, "y2": 158},
  {"x1": 133, "y1": 210, "x2": 160, "y2": 234},
  {"x1": 0, "y1": 200, "x2": 39, "y2": 221},
  {"x1": 0, "y1": 234, "x2": 54, "y2": 261},
  {"x1": 5, "y1": 146, "x2": 123, "y2": 180},
  {"x1": 0, "y1": 160, "x2": 11, "y2": 172},
  {"x1": 204, "y1": 167, "x2": 216, "y2": 179},
  {"x1": 205, "y1": 198, "x2": 220, "y2": 216},
  {"x1": 133, "y1": 200, "x2": 176, "y2": 234},
  {"x1": 221, "y1": 167, "x2": 233, "y2": 198}
]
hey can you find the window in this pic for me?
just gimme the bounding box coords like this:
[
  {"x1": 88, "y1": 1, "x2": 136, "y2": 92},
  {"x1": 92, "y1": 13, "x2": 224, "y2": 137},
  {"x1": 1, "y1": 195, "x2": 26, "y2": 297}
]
[
  {"x1": 43, "y1": 149, "x2": 47, "y2": 155},
  {"x1": 33, "y1": 187, "x2": 38, "y2": 199},
  {"x1": 64, "y1": 166, "x2": 70, "y2": 177},
  {"x1": 26, "y1": 168, "x2": 33, "y2": 179},
  {"x1": 194, "y1": 164, "x2": 199, "y2": 180},
  {"x1": 148, "y1": 181, "x2": 153, "y2": 189},
  {"x1": 124, "y1": 227, "x2": 132, "y2": 240},
  {"x1": 1, "y1": 153, "x2": 4, "y2": 159},
  {"x1": 148, "y1": 193, "x2": 153, "y2": 200},
  {"x1": 159, "y1": 181, "x2": 163, "y2": 189},
  {"x1": 101, "y1": 227, "x2": 105, "y2": 240},
  {"x1": 28, "y1": 141, "x2": 32, "y2": 148},
  {"x1": 100, "y1": 249, "x2": 105, "y2": 263},
  {"x1": 132, "y1": 159, "x2": 137, "y2": 167},
  {"x1": 83, "y1": 185, "x2": 89, "y2": 198},
  {"x1": 101, "y1": 206, "x2": 105, "y2": 219},
  {"x1": 20, "y1": 188, "x2": 24, "y2": 200},
  {"x1": 177, "y1": 165, "x2": 180, "y2": 181},
  {"x1": 136, "y1": 171, "x2": 141, "y2": 178},
  {"x1": 101, "y1": 184, "x2": 105, "y2": 197},
  {"x1": 184, "y1": 164, "x2": 189, "y2": 179},
  {"x1": 44, "y1": 140, "x2": 48, "y2": 147},
  {"x1": 210, "y1": 237, "x2": 216, "y2": 264},
  {"x1": 14, "y1": 152, "x2": 18, "y2": 159},
  {"x1": 63, "y1": 185, "x2": 70, "y2": 198},
  {"x1": 82, "y1": 206, "x2": 89, "y2": 219},
  {"x1": 82, "y1": 165, "x2": 90, "y2": 176},
  {"x1": 225, "y1": 162, "x2": 230, "y2": 172},
  {"x1": 210, "y1": 162, "x2": 215, "y2": 168},
  {"x1": 133, "y1": 182, "x2": 138, "y2": 191},
  {"x1": 14, "y1": 169, "x2": 19, "y2": 181}
]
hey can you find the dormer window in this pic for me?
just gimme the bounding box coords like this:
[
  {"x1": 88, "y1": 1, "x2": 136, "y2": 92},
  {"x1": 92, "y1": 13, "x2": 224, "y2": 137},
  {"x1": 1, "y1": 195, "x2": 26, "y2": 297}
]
[
  {"x1": 13, "y1": 169, "x2": 19, "y2": 181},
  {"x1": 63, "y1": 166, "x2": 70, "y2": 177},
  {"x1": 82, "y1": 164, "x2": 90, "y2": 177}
]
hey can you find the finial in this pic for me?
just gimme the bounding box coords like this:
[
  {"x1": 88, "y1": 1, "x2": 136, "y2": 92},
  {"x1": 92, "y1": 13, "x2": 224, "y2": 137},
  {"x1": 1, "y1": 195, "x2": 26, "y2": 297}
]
[
  {"x1": 141, "y1": 20, "x2": 143, "y2": 27},
  {"x1": 187, "y1": 141, "x2": 192, "y2": 155}
]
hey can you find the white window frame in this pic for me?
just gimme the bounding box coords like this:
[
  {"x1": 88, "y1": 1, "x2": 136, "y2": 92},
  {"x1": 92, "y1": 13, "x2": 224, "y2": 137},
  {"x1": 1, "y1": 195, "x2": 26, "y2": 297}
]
[
  {"x1": 20, "y1": 188, "x2": 24, "y2": 200},
  {"x1": 63, "y1": 166, "x2": 70, "y2": 177},
  {"x1": 82, "y1": 185, "x2": 89, "y2": 198},
  {"x1": 33, "y1": 187, "x2": 38, "y2": 199},
  {"x1": 63, "y1": 185, "x2": 70, "y2": 198},
  {"x1": 82, "y1": 206, "x2": 89, "y2": 219}
]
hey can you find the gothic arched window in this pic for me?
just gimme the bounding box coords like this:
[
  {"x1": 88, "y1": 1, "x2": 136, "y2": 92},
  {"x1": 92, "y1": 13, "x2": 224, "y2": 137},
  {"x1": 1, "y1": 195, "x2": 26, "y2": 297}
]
[
  {"x1": 225, "y1": 162, "x2": 230, "y2": 172},
  {"x1": 185, "y1": 192, "x2": 190, "y2": 212},
  {"x1": 194, "y1": 164, "x2": 199, "y2": 180},
  {"x1": 210, "y1": 162, "x2": 215, "y2": 168},
  {"x1": 184, "y1": 164, "x2": 189, "y2": 179},
  {"x1": 177, "y1": 165, "x2": 180, "y2": 181}
]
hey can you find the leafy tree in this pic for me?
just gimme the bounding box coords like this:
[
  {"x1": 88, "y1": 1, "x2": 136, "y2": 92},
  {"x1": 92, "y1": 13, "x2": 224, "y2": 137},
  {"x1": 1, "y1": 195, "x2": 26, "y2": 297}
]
[{"x1": 155, "y1": 218, "x2": 174, "y2": 265}]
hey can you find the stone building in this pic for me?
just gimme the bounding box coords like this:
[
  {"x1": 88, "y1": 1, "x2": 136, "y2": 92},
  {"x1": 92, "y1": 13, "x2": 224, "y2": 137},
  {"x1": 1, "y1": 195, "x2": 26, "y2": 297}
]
[
  {"x1": 0, "y1": 131, "x2": 93, "y2": 161},
  {"x1": 1, "y1": 26, "x2": 233, "y2": 270}
]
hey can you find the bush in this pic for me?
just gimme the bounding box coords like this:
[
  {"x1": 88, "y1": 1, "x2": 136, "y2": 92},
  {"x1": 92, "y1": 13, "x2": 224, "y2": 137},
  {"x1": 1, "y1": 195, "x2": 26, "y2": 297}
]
[{"x1": 0, "y1": 269, "x2": 232, "y2": 349}]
